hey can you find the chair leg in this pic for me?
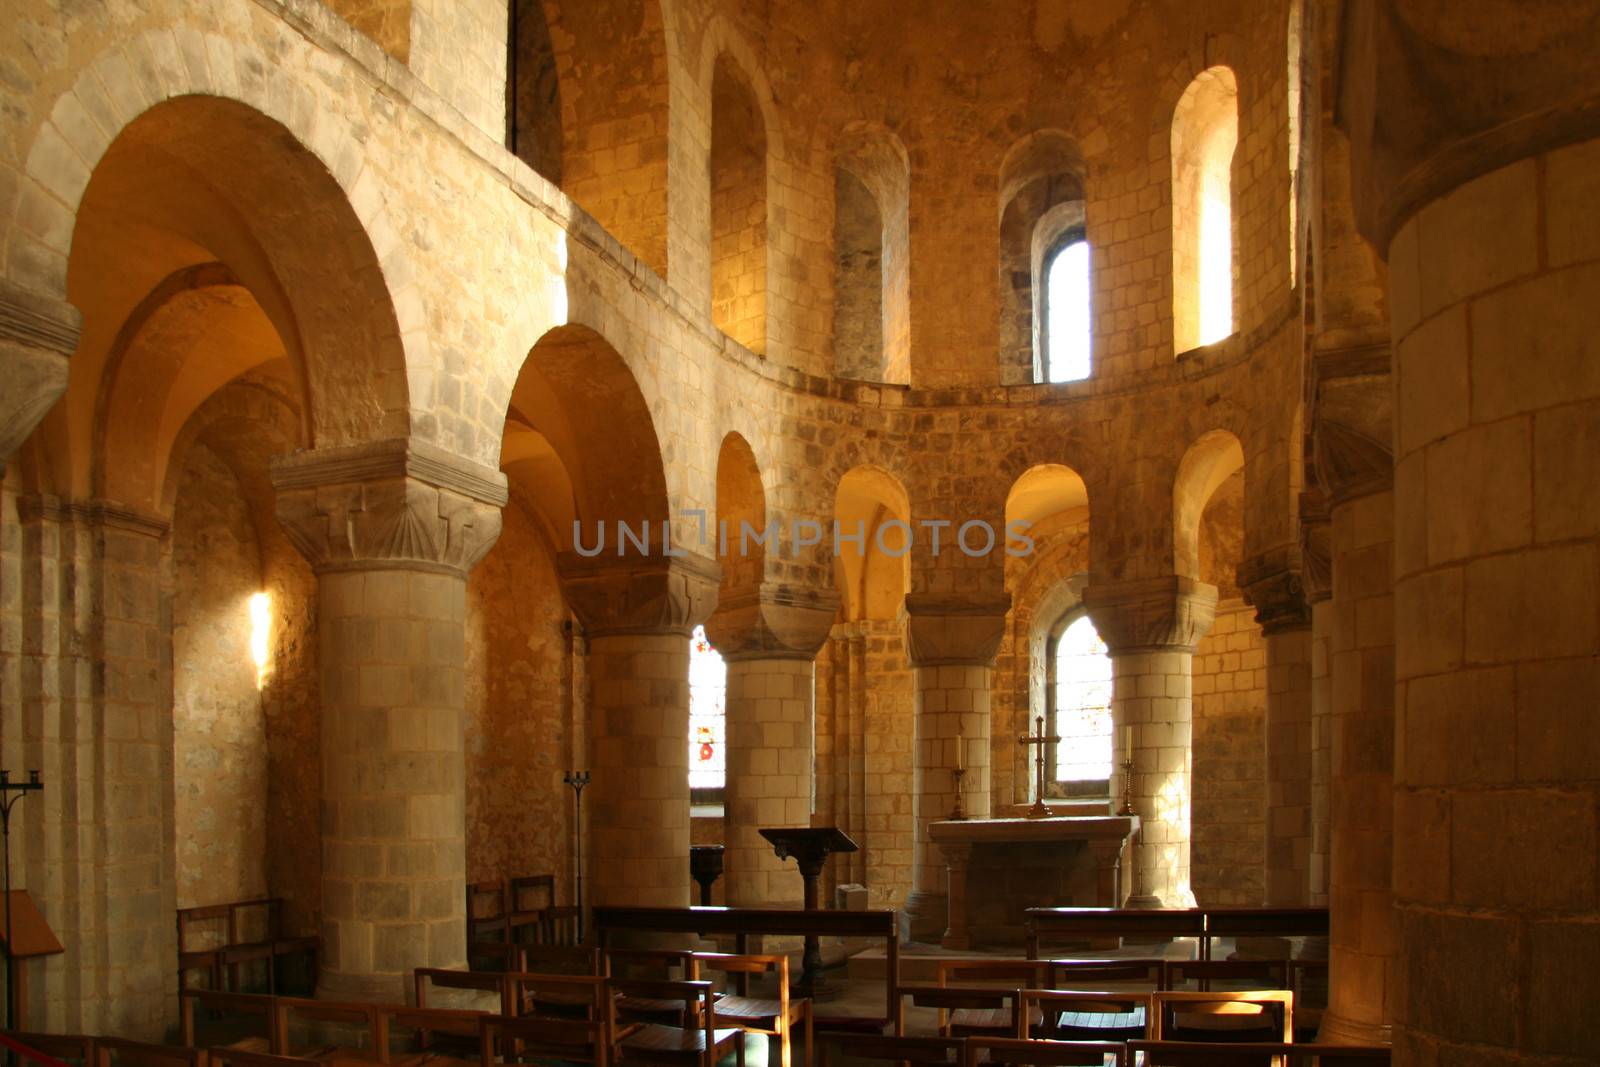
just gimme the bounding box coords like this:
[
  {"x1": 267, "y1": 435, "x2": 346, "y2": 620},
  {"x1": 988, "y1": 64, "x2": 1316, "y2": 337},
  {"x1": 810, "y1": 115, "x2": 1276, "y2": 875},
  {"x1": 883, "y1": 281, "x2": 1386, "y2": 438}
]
[{"x1": 803, "y1": 1004, "x2": 813, "y2": 1067}]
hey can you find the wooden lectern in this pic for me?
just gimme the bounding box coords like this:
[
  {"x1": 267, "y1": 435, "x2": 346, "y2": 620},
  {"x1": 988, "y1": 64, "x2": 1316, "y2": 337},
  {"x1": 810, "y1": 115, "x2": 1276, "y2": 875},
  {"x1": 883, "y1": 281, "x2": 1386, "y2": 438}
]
[
  {"x1": 759, "y1": 826, "x2": 858, "y2": 998},
  {"x1": 0, "y1": 891, "x2": 62, "y2": 1031}
]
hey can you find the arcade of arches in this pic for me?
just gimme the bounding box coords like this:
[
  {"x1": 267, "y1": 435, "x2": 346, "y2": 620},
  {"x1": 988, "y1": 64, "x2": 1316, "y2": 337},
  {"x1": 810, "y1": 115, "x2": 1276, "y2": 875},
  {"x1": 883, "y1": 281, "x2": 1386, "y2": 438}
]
[{"x1": 0, "y1": 1, "x2": 1597, "y2": 1063}]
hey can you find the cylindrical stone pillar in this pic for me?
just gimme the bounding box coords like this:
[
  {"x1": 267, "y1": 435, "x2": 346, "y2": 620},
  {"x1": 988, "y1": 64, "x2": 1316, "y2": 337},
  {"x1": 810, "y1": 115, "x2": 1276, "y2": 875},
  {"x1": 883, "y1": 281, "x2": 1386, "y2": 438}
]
[
  {"x1": 559, "y1": 553, "x2": 722, "y2": 912},
  {"x1": 273, "y1": 442, "x2": 507, "y2": 1002},
  {"x1": 1320, "y1": 485, "x2": 1395, "y2": 1044},
  {"x1": 706, "y1": 586, "x2": 837, "y2": 909},
  {"x1": 1308, "y1": 595, "x2": 1333, "y2": 908},
  {"x1": 723, "y1": 658, "x2": 814, "y2": 907},
  {"x1": 1385, "y1": 141, "x2": 1600, "y2": 1062},
  {"x1": 586, "y1": 632, "x2": 694, "y2": 907},
  {"x1": 902, "y1": 594, "x2": 1007, "y2": 943},
  {"x1": 1263, "y1": 627, "x2": 1313, "y2": 905},
  {"x1": 1084, "y1": 577, "x2": 1216, "y2": 909},
  {"x1": 317, "y1": 566, "x2": 472, "y2": 999}
]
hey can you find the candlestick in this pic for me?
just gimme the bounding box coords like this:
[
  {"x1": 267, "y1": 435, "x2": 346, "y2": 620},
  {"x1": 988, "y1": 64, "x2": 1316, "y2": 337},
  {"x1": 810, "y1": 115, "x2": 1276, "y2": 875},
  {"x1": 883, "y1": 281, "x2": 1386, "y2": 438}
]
[{"x1": 949, "y1": 766, "x2": 967, "y2": 820}]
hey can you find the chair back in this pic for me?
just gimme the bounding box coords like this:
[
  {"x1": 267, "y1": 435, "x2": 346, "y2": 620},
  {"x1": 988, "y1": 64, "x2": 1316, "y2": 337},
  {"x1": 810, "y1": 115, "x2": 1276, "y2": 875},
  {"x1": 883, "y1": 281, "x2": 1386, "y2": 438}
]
[
  {"x1": 468, "y1": 941, "x2": 525, "y2": 973},
  {"x1": 271, "y1": 997, "x2": 386, "y2": 1061},
  {"x1": 414, "y1": 967, "x2": 515, "y2": 1015},
  {"x1": 1162, "y1": 959, "x2": 1290, "y2": 993},
  {"x1": 541, "y1": 906, "x2": 583, "y2": 947},
  {"x1": 962, "y1": 1037, "x2": 1125, "y2": 1067},
  {"x1": 604, "y1": 948, "x2": 697, "y2": 981},
  {"x1": 817, "y1": 1034, "x2": 962, "y2": 1067},
  {"x1": 936, "y1": 960, "x2": 1048, "y2": 988},
  {"x1": 97, "y1": 1038, "x2": 209, "y2": 1067},
  {"x1": 179, "y1": 990, "x2": 275, "y2": 1050},
  {"x1": 379, "y1": 1005, "x2": 490, "y2": 1052},
  {"x1": 468, "y1": 880, "x2": 510, "y2": 943},
  {"x1": 480, "y1": 1007, "x2": 612, "y2": 1067},
  {"x1": 689, "y1": 951, "x2": 788, "y2": 1000},
  {"x1": 1151, "y1": 990, "x2": 1293, "y2": 1044},
  {"x1": 1046, "y1": 959, "x2": 1163, "y2": 990},
  {"x1": 898, "y1": 984, "x2": 1020, "y2": 1037},
  {"x1": 1017, "y1": 990, "x2": 1151, "y2": 1041},
  {"x1": 507, "y1": 972, "x2": 609, "y2": 1022},
  {"x1": 205, "y1": 1050, "x2": 315, "y2": 1067}
]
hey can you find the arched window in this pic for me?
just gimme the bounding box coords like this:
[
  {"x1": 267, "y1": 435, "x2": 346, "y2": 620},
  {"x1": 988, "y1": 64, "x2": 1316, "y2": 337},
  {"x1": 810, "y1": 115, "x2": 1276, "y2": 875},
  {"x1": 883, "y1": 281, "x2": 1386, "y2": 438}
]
[
  {"x1": 1044, "y1": 234, "x2": 1092, "y2": 382},
  {"x1": 1171, "y1": 66, "x2": 1238, "y2": 354},
  {"x1": 688, "y1": 625, "x2": 727, "y2": 790},
  {"x1": 711, "y1": 54, "x2": 768, "y2": 355},
  {"x1": 1049, "y1": 614, "x2": 1113, "y2": 790}
]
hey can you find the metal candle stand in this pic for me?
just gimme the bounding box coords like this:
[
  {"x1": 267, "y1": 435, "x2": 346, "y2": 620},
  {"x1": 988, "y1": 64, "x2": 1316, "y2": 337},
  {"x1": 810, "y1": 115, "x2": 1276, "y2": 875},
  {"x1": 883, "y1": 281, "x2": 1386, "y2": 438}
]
[
  {"x1": 0, "y1": 770, "x2": 43, "y2": 1031},
  {"x1": 563, "y1": 770, "x2": 590, "y2": 943}
]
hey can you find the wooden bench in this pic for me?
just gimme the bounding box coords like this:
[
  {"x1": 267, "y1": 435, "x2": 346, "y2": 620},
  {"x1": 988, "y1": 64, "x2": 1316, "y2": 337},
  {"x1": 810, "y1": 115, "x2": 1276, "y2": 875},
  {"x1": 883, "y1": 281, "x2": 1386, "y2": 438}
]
[
  {"x1": 593, "y1": 906, "x2": 899, "y2": 1035},
  {"x1": 1199, "y1": 909, "x2": 1328, "y2": 961}
]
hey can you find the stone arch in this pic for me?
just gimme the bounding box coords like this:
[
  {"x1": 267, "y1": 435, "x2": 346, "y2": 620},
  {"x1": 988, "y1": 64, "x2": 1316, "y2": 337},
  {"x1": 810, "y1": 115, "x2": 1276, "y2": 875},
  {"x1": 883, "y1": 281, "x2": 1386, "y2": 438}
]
[
  {"x1": 504, "y1": 322, "x2": 672, "y2": 552},
  {"x1": 998, "y1": 131, "x2": 1089, "y2": 384},
  {"x1": 833, "y1": 464, "x2": 912, "y2": 623},
  {"x1": 715, "y1": 432, "x2": 767, "y2": 598},
  {"x1": 10, "y1": 31, "x2": 423, "y2": 447},
  {"x1": 833, "y1": 122, "x2": 911, "y2": 385},
  {"x1": 1174, "y1": 429, "x2": 1245, "y2": 581},
  {"x1": 708, "y1": 50, "x2": 769, "y2": 355}
]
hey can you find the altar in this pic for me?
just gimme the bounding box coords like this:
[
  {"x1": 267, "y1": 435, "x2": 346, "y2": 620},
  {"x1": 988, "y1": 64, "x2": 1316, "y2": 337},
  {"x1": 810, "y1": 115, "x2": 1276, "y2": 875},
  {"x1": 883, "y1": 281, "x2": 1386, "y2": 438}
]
[{"x1": 927, "y1": 814, "x2": 1138, "y2": 949}]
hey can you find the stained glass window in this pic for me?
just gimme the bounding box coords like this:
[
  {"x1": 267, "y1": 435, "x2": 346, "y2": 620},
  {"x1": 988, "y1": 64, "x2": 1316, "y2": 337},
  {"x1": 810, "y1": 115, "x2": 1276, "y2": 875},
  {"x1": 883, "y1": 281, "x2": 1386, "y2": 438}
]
[
  {"x1": 688, "y1": 625, "x2": 727, "y2": 789},
  {"x1": 1053, "y1": 615, "x2": 1113, "y2": 782}
]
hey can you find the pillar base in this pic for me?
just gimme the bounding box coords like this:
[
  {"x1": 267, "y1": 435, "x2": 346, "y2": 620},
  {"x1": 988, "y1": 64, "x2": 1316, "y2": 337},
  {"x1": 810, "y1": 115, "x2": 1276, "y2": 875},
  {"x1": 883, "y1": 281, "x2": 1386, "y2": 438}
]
[
  {"x1": 1316, "y1": 1010, "x2": 1392, "y2": 1047},
  {"x1": 902, "y1": 890, "x2": 948, "y2": 945}
]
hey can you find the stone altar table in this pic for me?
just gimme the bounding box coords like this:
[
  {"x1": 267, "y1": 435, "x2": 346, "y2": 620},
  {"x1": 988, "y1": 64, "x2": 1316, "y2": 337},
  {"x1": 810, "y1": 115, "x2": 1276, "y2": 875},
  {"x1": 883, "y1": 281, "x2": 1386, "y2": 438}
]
[{"x1": 928, "y1": 814, "x2": 1138, "y2": 949}]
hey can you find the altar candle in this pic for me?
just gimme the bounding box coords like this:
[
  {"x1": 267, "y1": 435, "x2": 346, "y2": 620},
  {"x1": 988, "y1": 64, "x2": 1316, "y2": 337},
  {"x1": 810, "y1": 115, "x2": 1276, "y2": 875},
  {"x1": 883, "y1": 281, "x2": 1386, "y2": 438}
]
[
  {"x1": 956, "y1": 734, "x2": 965, "y2": 771},
  {"x1": 1123, "y1": 725, "x2": 1135, "y2": 756}
]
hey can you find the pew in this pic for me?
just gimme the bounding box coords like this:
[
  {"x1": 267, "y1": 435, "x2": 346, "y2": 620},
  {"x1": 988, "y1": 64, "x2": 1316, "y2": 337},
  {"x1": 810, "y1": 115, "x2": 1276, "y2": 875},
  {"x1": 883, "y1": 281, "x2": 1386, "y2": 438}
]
[
  {"x1": 593, "y1": 906, "x2": 899, "y2": 1036},
  {"x1": 1199, "y1": 909, "x2": 1328, "y2": 961}
]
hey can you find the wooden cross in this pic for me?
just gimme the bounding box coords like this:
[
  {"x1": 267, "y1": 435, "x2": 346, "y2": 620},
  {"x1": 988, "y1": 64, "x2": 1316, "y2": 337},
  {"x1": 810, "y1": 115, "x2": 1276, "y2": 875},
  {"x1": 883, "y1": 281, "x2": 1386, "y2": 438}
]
[{"x1": 1019, "y1": 714, "x2": 1062, "y2": 818}]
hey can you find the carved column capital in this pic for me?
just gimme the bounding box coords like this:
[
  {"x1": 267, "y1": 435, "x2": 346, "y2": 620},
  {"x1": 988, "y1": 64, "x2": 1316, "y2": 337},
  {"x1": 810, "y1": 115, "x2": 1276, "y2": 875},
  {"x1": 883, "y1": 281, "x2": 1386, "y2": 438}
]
[
  {"x1": 1308, "y1": 348, "x2": 1393, "y2": 509},
  {"x1": 557, "y1": 551, "x2": 721, "y2": 638},
  {"x1": 1299, "y1": 490, "x2": 1333, "y2": 604},
  {"x1": 1337, "y1": 1, "x2": 1600, "y2": 250},
  {"x1": 901, "y1": 592, "x2": 1011, "y2": 668},
  {"x1": 270, "y1": 438, "x2": 508, "y2": 576},
  {"x1": 1237, "y1": 546, "x2": 1311, "y2": 635},
  {"x1": 704, "y1": 582, "x2": 839, "y2": 661},
  {"x1": 0, "y1": 279, "x2": 81, "y2": 470},
  {"x1": 1082, "y1": 576, "x2": 1218, "y2": 654}
]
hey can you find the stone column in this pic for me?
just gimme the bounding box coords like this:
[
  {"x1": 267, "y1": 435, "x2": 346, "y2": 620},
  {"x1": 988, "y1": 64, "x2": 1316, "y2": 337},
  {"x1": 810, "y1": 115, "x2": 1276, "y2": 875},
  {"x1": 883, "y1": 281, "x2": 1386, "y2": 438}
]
[
  {"x1": 1338, "y1": 7, "x2": 1600, "y2": 1059},
  {"x1": 705, "y1": 585, "x2": 838, "y2": 909},
  {"x1": 1301, "y1": 495, "x2": 1333, "y2": 911},
  {"x1": 273, "y1": 441, "x2": 505, "y2": 1002},
  {"x1": 1083, "y1": 576, "x2": 1216, "y2": 909},
  {"x1": 1239, "y1": 551, "x2": 1314, "y2": 907},
  {"x1": 901, "y1": 593, "x2": 1008, "y2": 944},
  {"x1": 1310, "y1": 413, "x2": 1395, "y2": 1045},
  {"x1": 558, "y1": 552, "x2": 720, "y2": 909}
]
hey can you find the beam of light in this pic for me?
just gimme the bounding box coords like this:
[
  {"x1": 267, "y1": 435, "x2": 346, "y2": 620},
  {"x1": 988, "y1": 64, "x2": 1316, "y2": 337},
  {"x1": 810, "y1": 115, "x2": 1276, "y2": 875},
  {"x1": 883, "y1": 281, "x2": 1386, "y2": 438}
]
[{"x1": 248, "y1": 592, "x2": 272, "y2": 690}]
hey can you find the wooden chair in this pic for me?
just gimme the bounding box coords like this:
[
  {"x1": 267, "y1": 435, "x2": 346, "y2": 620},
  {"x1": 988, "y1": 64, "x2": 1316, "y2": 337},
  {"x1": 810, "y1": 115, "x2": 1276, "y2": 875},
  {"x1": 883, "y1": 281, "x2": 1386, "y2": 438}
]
[
  {"x1": 180, "y1": 990, "x2": 276, "y2": 1053},
  {"x1": 2, "y1": 1032, "x2": 95, "y2": 1066},
  {"x1": 480, "y1": 998, "x2": 618, "y2": 1067},
  {"x1": 377, "y1": 1005, "x2": 491, "y2": 1066},
  {"x1": 1162, "y1": 959, "x2": 1289, "y2": 993},
  {"x1": 206, "y1": 1050, "x2": 320, "y2": 1067},
  {"x1": 541, "y1": 906, "x2": 583, "y2": 947},
  {"x1": 466, "y1": 941, "x2": 523, "y2": 974},
  {"x1": 271, "y1": 997, "x2": 387, "y2": 1063},
  {"x1": 1150, "y1": 990, "x2": 1293, "y2": 1045},
  {"x1": 414, "y1": 969, "x2": 515, "y2": 1017},
  {"x1": 178, "y1": 904, "x2": 232, "y2": 992},
  {"x1": 1016, "y1": 990, "x2": 1150, "y2": 1043},
  {"x1": 962, "y1": 1036, "x2": 1125, "y2": 1067},
  {"x1": 1128, "y1": 1041, "x2": 1389, "y2": 1066},
  {"x1": 1044, "y1": 959, "x2": 1163, "y2": 991},
  {"x1": 467, "y1": 881, "x2": 510, "y2": 946},
  {"x1": 895, "y1": 985, "x2": 1020, "y2": 1040},
  {"x1": 606, "y1": 950, "x2": 701, "y2": 1027},
  {"x1": 605, "y1": 978, "x2": 743, "y2": 1067},
  {"x1": 97, "y1": 1038, "x2": 209, "y2": 1067},
  {"x1": 815, "y1": 1033, "x2": 962, "y2": 1067},
  {"x1": 934, "y1": 961, "x2": 1047, "y2": 1038},
  {"x1": 690, "y1": 952, "x2": 811, "y2": 1067},
  {"x1": 505, "y1": 970, "x2": 610, "y2": 1021},
  {"x1": 506, "y1": 875, "x2": 556, "y2": 945}
]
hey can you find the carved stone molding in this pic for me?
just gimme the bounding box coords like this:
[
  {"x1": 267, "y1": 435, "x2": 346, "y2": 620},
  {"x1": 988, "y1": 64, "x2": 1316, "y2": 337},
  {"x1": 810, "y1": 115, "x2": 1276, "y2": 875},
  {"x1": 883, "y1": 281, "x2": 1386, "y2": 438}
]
[
  {"x1": 1082, "y1": 576, "x2": 1218, "y2": 654},
  {"x1": 16, "y1": 495, "x2": 171, "y2": 540},
  {"x1": 0, "y1": 279, "x2": 81, "y2": 469},
  {"x1": 557, "y1": 551, "x2": 722, "y2": 638},
  {"x1": 902, "y1": 592, "x2": 1011, "y2": 668},
  {"x1": 704, "y1": 582, "x2": 840, "y2": 661},
  {"x1": 271, "y1": 439, "x2": 507, "y2": 576},
  {"x1": 1237, "y1": 546, "x2": 1311, "y2": 635}
]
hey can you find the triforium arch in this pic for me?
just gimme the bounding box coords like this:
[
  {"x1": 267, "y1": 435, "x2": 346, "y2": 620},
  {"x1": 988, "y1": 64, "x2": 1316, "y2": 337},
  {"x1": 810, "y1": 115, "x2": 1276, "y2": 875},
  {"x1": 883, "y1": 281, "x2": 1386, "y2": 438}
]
[
  {"x1": 1170, "y1": 65, "x2": 1240, "y2": 355},
  {"x1": 833, "y1": 122, "x2": 912, "y2": 386},
  {"x1": 833, "y1": 463, "x2": 913, "y2": 623},
  {"x1": 1173, "y1": 428, "x2": 1246, "y2": 583},
  {"x1": 997, "y1": 130, "x2": 1090, "y2": 385}
]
